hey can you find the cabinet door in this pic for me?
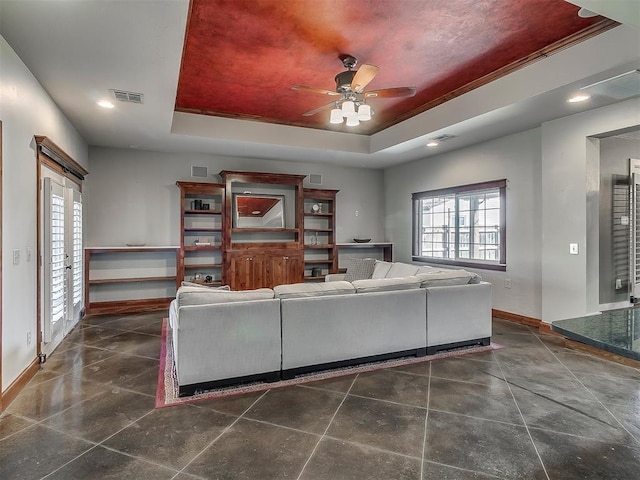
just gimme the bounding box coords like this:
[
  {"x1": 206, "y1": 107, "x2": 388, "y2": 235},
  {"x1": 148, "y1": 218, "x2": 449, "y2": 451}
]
[
  {"x1": 284, "y1": 253, "x2": 304, "y2": 285},
  {"x1": 229, "y1": 254, "x2": 265, "y2": 290},
  {"x1": 267, "y1": 252, "x2": 303, "y2": 287}
]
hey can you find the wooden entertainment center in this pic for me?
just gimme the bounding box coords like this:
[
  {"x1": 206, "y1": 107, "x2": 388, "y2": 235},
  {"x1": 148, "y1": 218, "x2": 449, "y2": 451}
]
[{"x1": 177, "y1": 170, "x2": 339, "y2": 291}]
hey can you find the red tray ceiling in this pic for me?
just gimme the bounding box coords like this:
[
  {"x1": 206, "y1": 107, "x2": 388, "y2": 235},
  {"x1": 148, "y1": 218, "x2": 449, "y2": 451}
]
[{"x1": 176, "y1": 0, "x2": 613, "y2": 135}]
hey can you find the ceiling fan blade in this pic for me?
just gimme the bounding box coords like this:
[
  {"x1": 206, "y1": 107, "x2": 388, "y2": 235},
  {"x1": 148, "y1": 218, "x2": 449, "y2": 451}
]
[
  {"x1": 292, "y1": 85, "x2": 340, "y2": 96},
  {"x1": 364, "y1": 86, "x2": 417, "y2": 98},
  {"x1": 302, "y1": 101, "x2": 337, "y2": 117},
  {"x1": 351, "y1": 64, "x2": 379, "y2": 93}
]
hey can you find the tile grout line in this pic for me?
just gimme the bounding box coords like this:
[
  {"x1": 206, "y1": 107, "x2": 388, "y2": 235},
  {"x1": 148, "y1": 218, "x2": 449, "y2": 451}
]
[
  {"x1": 321, "y1": 433, "x2": 423, "y2": 461},
  {"x1": 345, "y1": 391, "x2": 428, "y2": 410},
  {"x1": 39, "y1": 408, "x2": 163, "y2": 480},
  {"x1": 422, "y1": 459, "x2": 504, "y2": 479},
  {"x1": 0, "y1": 415, "x2": 42, "y2": 442},
  {"x1": 421, "y1": 407, "x2": 526, "y2": 429},
  {"x1": 7, "y1": 383, "x2": 108, "y2": 432},
  {"x1": 494, "y1": 354, "x2": 551, "y2": 480},
  {"x1": 169, "y1": 389, "x2": 271, "y2": 480},
  {"x1": 419, "y1": 361, "x2": 432, "y2": 480},
  {"x1": 533, "y1": 333, "x2": 640, "y2": 446},
  {"x1": 295, "y1": 373, "x2": 360, "y2": 480}
]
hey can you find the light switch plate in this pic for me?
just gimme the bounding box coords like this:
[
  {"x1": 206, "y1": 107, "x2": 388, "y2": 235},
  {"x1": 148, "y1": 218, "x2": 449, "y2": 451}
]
[{"x1": 569, "y1": 243, "x2": 579, "y2": 255}]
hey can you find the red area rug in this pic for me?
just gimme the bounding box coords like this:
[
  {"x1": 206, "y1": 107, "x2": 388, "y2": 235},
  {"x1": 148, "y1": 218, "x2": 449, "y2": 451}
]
[{"x1": 156, "y1": 318, "x2": 503, "y2": 408}]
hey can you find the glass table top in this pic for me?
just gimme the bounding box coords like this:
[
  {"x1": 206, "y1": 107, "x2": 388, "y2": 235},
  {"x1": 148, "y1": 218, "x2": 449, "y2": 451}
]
[{"x1": 552, "y1": 308, "x2": 640, "y2": 361}]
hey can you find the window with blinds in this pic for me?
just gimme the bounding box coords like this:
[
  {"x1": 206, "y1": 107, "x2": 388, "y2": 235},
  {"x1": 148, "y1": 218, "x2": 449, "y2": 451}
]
[
  {"x1": 412, "y1": 179, "x2": 507, "y2": 271},
  {"x1": 51, "y1": 191, "x2": 66, "y2": 325},
  {"x1": 72, "y1": 199, "x2": 83, "y2": 305}
]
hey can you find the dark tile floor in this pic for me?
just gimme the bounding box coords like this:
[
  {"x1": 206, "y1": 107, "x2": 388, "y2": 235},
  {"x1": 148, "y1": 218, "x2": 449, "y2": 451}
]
[{"x1": 2, "y1": 313, "x2": 640, "y2": 479}]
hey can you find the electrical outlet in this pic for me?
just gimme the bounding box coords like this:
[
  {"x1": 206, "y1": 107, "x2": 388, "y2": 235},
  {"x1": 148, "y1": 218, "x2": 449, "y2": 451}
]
[
  {"x1": 504, "y1": 278, "x2": 512, "y2": 289},
  {"x1": 616, "y1": 278, "x2": 623, "y2": 289},
  {"x1": 26, "y1": 331, "x2": 32, "y2": 346},
  {"x1": 355, "y1": 210, "x2": 359, "y2": 217},
  {"x1": 13, "y1": 249, "x2": 20, "y2": 265}
]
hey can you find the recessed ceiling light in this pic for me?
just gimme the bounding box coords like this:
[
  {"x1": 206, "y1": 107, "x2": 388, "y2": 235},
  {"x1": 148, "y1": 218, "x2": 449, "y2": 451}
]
[
  {"x1": 251, "y1": 210, "x2": 261, "y2": 215},
  {"x1": 426, "y1": 141, "x2": 439, "y2": 147},
  {"x1": 568, "y1": 94, "x2": 590, "y2": 103},
  {"x1": 97, "y1": 100, "x2": 115, "y2": 109}
]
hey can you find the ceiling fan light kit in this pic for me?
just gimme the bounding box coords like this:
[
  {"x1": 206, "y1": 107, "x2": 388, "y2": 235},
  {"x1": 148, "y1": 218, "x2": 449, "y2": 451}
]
[
  {"x1": 358, "y1": 104, "x2": 372, "y2": 121},
  {"x1": 345, "y1": 112, "x2": 360, "y2": 127},
  {"x1": 330, "y1": 108, "x2": 343, "y2": 124},
  {"x1": 341, "y1": 100, "x2": 355, "y2": 115},
  {"x1": 292, "y1": 55, "x2": 416, "y2": 127}
]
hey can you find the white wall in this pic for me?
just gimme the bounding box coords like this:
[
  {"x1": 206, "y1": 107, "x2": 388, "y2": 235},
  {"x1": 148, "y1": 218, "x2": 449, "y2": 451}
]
[
  {"x1": 541, "y1": 98, "x2": 640, "y2": 323},
  {"x1": 85, "y1": 147, "x2": 385, "y2": 248},
  {"x1": 1, "y1": 35, "x2": 88, "y2": 391},
  {"x1": 384, "y1": 129, "x2": 542, "y2": 319}
]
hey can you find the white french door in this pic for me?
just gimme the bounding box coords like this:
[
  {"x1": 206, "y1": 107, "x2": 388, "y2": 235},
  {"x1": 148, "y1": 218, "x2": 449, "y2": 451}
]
[
  {"x1": 70, "y1": 189, "x2": 83, "y2": 328},
  {"x1": 43, "y1": 177, "x2": 66, "y2": 352},
  {"x1": 42, "y1": 177, "x2": 83, "y2": 355}
]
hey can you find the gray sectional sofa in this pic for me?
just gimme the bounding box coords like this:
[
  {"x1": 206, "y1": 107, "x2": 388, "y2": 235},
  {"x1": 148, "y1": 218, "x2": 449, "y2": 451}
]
[{"x1": 169, "y1": 261, "x2": 492, "y2": 396}]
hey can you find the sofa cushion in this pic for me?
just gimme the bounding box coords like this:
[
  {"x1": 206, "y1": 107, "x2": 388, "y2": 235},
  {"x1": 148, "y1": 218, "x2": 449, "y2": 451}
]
[
  {"x1": 352, "y1": 276, "x2": 422, "y2": 293},
  {"x1": 416, "y1": 269, "x2": 478, "y2": 287},
  {"x1": 371, "y1": 260, "x2": 393, "y2": 279},
  {"x1": 274, "y1": 281, "x2": 356, "y2": 299},
  {"x1": 177, "y1": 286, "x2": 274, "y2": 307},
  {"x1": 344, "y1": 257, "x2": 377, "y2": 282},
  {"x1": 386, "y1": 262, "x2": 420, "y2": 278}
]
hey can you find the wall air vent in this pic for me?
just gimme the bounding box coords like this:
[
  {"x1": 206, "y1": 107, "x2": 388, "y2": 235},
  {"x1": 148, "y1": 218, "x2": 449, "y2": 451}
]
[
  {"x1": 110, "y1": 89, "x2": 144, "y2": 104},
  {"x1": 580, "y1": 70, "x2": 640, "y2": 100},
  {"x1": 309, "y1": 174, "x2": 323, "y2": 185},
  {"x1": 191, "y1": 166, "x2": 208, "y2": 178}
]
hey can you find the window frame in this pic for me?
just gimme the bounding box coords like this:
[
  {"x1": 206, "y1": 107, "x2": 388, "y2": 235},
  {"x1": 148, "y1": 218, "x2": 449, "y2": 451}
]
[{"x1": 412, "y1": 179, "x2": 507, "y2": 271}]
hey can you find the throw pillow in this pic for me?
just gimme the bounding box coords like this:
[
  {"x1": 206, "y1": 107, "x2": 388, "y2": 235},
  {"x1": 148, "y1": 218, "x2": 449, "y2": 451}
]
[{"x1": 344, "y1": 257, "x2": 377, "y2": 282}]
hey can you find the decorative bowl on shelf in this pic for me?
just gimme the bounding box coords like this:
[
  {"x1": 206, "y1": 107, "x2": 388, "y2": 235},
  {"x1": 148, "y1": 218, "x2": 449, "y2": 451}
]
[{"x1": 353, "y1": 238, "x2": 371, "y2": 243}]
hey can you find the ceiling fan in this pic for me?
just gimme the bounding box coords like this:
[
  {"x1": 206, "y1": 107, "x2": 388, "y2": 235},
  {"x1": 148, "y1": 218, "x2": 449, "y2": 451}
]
[{"x1": 291, "y1": 55, "x2": 417, "y2": 126}]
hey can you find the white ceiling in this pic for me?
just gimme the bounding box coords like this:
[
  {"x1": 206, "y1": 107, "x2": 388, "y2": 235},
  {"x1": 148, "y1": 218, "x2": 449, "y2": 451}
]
[{"x1": 0, "y1": 0, "x2": 639, "y2": 169}]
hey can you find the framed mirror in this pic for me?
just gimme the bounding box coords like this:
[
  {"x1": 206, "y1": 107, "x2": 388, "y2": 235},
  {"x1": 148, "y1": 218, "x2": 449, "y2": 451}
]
[{"x1": 234, "y1": 194, "x2": 285, "y2": 228}]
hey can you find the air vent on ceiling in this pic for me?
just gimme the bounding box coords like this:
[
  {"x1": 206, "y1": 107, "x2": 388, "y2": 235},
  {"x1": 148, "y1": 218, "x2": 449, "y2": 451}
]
[
  {"x1": 432, "y1": 134, "x2": 457, "y2": 142},
  {"x1": 110, "y1": 89, "x2": 144, "y2": 104},
  {"x1": 308, "y1": 174, "x2": 323, "y2": 185},
  {"x1": 580, "y1": 70, "x2": 640, "y2": 100},
  {"x1": 191, "y1": 166, "x2": 208, "y2": 178}
]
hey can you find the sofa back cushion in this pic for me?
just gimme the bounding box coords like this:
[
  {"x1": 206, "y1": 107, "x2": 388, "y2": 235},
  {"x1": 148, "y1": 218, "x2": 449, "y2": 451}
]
[
  {"x1": 274, "y1": 281, "x2": 355, "y2": 299},
  {"x1": 416, "y1": 268, "x2": 480, "y2": 287},
  {"x1": 371, "y1": 260, "x2": 393, "y2": 279},
  {"x1": 352, "y1": 276, "x2": 422, "y2": 293},
  {"x1": 344, "y1": 257, "x2": 377, "y2": 281},
  {"x1": 177, "y1": 286, "x2": 275, "y2": 307},
  {"x1": 385, "y1": 262, "x2": 420, "y2": 278}
]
